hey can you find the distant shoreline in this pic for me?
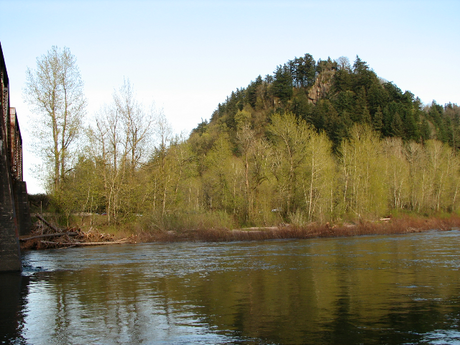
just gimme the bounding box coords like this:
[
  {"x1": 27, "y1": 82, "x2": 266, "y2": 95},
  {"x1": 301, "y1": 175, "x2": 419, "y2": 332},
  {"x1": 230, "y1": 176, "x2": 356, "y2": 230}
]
[
  {"x1": 21, "y1": 215, "x2": 460, "y2": 250},
  {"x1": 136, "y1": 215, "x2": 460, "y2": 243}
]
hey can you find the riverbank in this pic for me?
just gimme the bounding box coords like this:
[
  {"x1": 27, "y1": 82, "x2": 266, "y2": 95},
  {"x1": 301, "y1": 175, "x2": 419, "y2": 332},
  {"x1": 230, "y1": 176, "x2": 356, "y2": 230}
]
[
  {"x1": 20, "y1": 214, "x2": 460, "y2": 250},
  {"x1": 137, "y1": 215, "x2": 460, "y2": 242}
]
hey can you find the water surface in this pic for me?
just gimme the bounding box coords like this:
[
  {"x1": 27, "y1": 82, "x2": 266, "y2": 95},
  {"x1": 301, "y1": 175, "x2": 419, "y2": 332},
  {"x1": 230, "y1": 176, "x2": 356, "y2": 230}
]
[{"x1": 2, "y1": 230, "x2": 460, "y2": 344}]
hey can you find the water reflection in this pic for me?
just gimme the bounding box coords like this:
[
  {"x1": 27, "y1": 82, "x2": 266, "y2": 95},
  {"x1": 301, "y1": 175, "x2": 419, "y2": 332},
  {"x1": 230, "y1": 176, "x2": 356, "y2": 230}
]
[
  {"x1": 0, "y1": 272, "x2": 28, "y2": 344},
  {"x1": 2, "y1": 231, "x2": 460, "y2": 344}
]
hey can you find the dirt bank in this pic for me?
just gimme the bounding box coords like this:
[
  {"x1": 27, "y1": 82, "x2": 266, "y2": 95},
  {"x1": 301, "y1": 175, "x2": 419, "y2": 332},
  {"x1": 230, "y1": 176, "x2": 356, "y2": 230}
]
[{"x1": 21, "y1": 215, "x2": 460, "y2": 250}]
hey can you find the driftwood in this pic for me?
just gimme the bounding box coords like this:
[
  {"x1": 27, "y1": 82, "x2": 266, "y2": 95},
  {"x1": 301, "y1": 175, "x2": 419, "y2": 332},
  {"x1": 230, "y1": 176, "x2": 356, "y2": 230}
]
[
  {"x1": 40, "y1": 240, "x2": 129, "y2": 247},
  {"x1": 21, "y1": 214, "x2": 138, "y2": 250},
  {"x1": 71, "y1": 240, "x2": 130, "y2": 245}
]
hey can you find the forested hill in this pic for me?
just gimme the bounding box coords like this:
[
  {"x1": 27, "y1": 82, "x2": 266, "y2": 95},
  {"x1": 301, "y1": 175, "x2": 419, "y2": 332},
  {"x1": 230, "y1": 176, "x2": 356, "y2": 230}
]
[
  {"x1": 53, "y1": 53, "x2": 460, "y2": 228},
  {"x1": 191, "y1": 54, "x2": 459, "y2": 152},
  {"x1": 29, "y1": 48, "x2": 460, "y2": 231}
]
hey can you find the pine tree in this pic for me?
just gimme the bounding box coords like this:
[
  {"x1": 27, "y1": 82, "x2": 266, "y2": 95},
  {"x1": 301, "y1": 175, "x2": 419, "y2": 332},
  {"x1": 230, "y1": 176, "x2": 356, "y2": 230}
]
[
  {"x1": 372, "y1": 107, "x2": 384, "y2": 134},
  {"x1": 273, "y1": 64, "x2": 293, "y2": 105},
  {"x1": 391, "y1": 112, "x2": 403, "y2": 138}
]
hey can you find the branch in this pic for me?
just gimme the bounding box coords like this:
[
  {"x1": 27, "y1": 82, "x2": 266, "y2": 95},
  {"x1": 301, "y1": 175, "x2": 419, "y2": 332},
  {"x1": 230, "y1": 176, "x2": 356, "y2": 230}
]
[
  {"x1": 20, "y1": 232, "x2": 78, "y2": 241},
  {"x1": 35, "y1": 213, "x2": 62, "y2": 233}
]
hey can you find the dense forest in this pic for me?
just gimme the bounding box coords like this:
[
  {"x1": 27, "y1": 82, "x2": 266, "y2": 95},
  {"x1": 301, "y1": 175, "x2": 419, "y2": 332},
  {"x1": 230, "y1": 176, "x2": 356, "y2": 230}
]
[{"x1": 53, "y1": 54, "x2": 460, "y2": 230}]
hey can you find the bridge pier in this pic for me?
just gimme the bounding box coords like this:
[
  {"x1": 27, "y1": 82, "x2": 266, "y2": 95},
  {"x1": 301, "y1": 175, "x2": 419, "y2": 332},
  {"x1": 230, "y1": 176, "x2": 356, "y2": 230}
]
[
  {"x1": 0, "y1": 144, "x2": 21, "y2": 272},
  {"x1": 1, "y1": 43, "x2": 31, "y2": 272},
  {"x1": 13, "y1": 181, "x2": 32, "y2": 237}
]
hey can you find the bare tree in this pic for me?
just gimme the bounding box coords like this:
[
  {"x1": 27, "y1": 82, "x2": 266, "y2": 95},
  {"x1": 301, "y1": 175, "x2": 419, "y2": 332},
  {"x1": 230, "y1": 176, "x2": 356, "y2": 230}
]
[
  {"x1": 91, "y1": 79, "x2": 153, "y2": 223},
  {"x1": 114, "y1": 79, "x2": 153, "y2": 173},
  {"x1": 150, "y1": 110, "x2": 173, "y2": 216},
  {"x1": 24, "y1": 46, "x2": 86, "y2": 192},
  {"x1": 336, "y1": 56, "x2": 351, "y2": 71}
]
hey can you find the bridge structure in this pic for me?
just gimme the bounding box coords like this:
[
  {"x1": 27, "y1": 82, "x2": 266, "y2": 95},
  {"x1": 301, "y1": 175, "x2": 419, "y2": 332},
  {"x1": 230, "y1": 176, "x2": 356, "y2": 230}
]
[{"x1": 0, "y1": 42, "x2": 32, "y2": 272}]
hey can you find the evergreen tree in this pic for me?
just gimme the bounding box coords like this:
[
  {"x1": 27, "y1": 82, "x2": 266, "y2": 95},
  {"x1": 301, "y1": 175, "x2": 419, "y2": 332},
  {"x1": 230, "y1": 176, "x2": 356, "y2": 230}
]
[
  {"x1": 367, "y1": 81, "x2": 389, "y2": 115},
  {"x1": 420, "y1": 118, "x2": 431, "y2": 142},
  {"x1": 247, "y1": 75, "x2": 263, "y2": 108},
  {"x1": 384, "y1": 82, "x2": 403, "y2": 102},
  {"x1": 352, "y1": 55, "x2": 369, "y2": 74},
  {"x1": 289, "y1": 53, "x2": 316, "y2": 88},
  {"x1": 391, "y1": 112, "x2": 404, "y2": 138},
  {"x1": 312, "y1": 99, "x2": 336, "y2": 132},
  {"x1": 354, "y1": 87, "x2": 371, "y2": 123},
  {"x1": 327, "y1": 111, "x2": 351, "y2": 153},
  {"x1": 272, "y1": 64, "x2": 293, "y2": 105},
  {"x1": 291, "y1": 91, "x2": 313, "y2": 123},
  {"x1": 333, "y1": 90, "x2": 355, "y2": 117},
  {"x1": 403, "y1": 110, "x2": 419, "y2": 142},
  {"x1": 332, "y1": 68, "x2": 353, "y2": 93},
  {"x1": 372, "y1": 107, "x2": 384, "y2": 134}
]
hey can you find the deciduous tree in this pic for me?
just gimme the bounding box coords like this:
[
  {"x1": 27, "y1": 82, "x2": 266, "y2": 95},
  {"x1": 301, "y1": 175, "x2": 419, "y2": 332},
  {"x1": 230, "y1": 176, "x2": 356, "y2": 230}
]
[
  {"x1": 24, "y1": 46, "x2": 86, "y2": 192},
  {"x1": 91, "y1": 80, "x2": 154, "y2": 223}
]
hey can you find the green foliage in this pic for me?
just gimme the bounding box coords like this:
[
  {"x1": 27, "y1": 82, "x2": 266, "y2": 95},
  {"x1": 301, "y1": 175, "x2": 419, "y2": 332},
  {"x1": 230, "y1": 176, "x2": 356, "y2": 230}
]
[
  {"x1": 24, "y1": 46, "x2": 86, "y2": 192},
  {"x1": 143, "y1": 210, "x2": 237, "y2": 232},
  {"x1": 288, "y1": 53, "x2": 316, "y2": 88},
  {"x1": 55, "y1": 52, "x2": 460, "y2": 230},
  {"x1": 272, "y1": 64, "x2": 293, "y2": 105},
  {"x1": 339, "y1": 125, "x2": 388, "y2": 219}
]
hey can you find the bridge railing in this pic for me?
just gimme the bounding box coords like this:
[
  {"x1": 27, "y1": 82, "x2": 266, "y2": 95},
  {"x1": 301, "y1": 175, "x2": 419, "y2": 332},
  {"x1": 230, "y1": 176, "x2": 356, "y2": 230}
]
[{"x1": 0, "y1": 46, "x2": 23, "y2": 183}]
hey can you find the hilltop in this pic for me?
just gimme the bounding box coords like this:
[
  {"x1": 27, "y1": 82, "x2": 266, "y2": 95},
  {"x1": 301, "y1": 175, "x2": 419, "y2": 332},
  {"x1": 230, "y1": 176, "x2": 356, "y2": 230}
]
[{"x1": 190, "y1": 54, "x2": 459, "y2": 153}]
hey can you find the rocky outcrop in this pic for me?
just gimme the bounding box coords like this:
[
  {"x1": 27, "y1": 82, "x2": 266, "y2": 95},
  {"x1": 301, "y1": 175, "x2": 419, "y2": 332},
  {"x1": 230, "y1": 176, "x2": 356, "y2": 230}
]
[{"x1": 308, "y1": 69, "x2": 335, "y2": 104}]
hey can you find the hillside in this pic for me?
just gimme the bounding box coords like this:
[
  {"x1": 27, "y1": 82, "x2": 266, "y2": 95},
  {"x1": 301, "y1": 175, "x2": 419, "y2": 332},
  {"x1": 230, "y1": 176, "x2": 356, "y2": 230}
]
[{"x1": 190, "y1": 54, "x2": 460, "y2": 153}]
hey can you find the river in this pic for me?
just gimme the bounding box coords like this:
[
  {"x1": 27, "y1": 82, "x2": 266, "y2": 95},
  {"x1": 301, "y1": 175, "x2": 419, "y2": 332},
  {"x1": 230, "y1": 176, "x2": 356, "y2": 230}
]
[{"x1": 2, "y1": 230, "x2": 460, "y2": 344}]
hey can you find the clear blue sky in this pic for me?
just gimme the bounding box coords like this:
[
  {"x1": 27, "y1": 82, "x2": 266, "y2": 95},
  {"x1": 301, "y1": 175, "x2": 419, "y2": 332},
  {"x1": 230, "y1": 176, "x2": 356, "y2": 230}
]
[{"x1": 1, "y1": 0, "x2": 459, "y2": 193}]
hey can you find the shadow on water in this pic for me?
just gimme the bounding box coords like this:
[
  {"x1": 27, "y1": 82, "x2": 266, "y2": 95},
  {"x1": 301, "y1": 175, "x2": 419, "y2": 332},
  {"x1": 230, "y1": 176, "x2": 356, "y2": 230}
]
[{"x1": 0, "y1": 272, "x2": 29, "y2": 345}]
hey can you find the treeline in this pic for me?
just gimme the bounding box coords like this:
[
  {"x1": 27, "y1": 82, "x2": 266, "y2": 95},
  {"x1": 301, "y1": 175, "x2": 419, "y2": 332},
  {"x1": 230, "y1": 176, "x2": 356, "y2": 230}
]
[
  {"x1": 54, "y1": 54, "x2": 460, "y2": 229},
  {"x1": 60, "y1": 116, "x2": 460, "y2": 229}
]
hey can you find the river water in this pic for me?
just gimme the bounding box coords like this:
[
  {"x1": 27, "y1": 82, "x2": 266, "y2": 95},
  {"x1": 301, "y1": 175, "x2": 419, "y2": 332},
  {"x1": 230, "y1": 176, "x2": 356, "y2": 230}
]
[{"x1": 2, "y1": 230, "x2": 460, "y2": 344}]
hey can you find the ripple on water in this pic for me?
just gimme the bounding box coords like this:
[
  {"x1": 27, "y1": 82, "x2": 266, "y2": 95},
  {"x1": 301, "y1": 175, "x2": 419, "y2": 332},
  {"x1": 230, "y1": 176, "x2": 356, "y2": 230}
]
[{"x1": 11, "y1": 231, "x2": 460, "y2": 345}]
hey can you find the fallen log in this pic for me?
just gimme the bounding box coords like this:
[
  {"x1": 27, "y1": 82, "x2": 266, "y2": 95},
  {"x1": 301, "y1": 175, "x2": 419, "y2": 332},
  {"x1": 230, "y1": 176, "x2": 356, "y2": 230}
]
[
  {"x1": 20, "y1": 232, "x2": 78, "y2": 241},
  {"x1": 70, "y1": 240, "x2": 130, "y2": 246},
  {"x1": 40, "y1": 239, "x2": 131, "y2": 246},
  {"x1": 35, "y1": 214, "x2": 62, "y2": 233},
  {"x1": 39, "y1": 241, "x2": 74, "y2": 247}
]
